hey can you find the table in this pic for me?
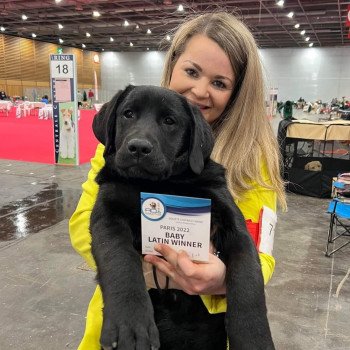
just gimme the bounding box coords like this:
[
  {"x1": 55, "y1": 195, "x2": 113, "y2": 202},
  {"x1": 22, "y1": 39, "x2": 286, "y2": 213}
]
[{"x1": 0, "y1": 100, "x2": 13, "y2": 116}]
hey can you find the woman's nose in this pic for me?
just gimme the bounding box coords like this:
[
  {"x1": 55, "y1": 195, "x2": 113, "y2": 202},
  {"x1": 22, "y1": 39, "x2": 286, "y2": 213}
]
[{"x1": 192, "y1": 79, "x2": 210, "y2": 99}]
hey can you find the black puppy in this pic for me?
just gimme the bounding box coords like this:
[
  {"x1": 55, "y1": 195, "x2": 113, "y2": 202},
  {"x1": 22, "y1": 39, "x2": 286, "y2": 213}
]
[{"x1": 90, "y1": 85, "x2": 275, "y2": 350}]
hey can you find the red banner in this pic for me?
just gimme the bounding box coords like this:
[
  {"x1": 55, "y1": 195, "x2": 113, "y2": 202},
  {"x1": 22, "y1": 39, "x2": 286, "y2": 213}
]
[
  {"x1": 348, "y1": 29, "x2": 350, "y2": 39},
  {"x1": 347, "y1": 5, "x2": 350, "y2": 26}
]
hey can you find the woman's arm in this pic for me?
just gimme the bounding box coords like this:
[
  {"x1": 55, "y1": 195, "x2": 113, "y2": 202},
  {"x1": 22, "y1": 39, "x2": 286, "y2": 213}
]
[
  {"x1": 69, "y1": 143, "x2": 105, "y2": 269},
  {"x1": 144, "y1": 164, "x2": 278, "y2": 312}
]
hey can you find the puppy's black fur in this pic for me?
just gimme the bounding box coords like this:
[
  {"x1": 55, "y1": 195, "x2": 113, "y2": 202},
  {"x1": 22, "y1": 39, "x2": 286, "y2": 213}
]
[{"x1": 90, "y1": 85, "x2": 275, "y2": 350}]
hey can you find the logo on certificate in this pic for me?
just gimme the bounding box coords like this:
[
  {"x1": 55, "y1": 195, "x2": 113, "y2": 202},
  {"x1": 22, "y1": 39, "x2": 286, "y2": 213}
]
[{"x1": 142, "y1": 198, "x2": 166, "y2": 221}]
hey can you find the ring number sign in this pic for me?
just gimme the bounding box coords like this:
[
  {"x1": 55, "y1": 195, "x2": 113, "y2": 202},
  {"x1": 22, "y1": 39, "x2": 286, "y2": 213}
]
[{"x1": 50, "y1": 55, "x2": 74, "y2": 79}]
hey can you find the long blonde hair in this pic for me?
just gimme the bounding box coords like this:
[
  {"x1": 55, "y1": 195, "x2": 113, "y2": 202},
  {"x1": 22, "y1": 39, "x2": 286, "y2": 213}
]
[{"x1": 161, "y1": 11, "x2": 286, "y2": 209}]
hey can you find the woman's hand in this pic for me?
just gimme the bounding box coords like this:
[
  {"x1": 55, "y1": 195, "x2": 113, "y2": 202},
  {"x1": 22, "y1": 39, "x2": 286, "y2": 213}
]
[{"x1": 143, "y1": 244, "x2": 226, "y2": 295}]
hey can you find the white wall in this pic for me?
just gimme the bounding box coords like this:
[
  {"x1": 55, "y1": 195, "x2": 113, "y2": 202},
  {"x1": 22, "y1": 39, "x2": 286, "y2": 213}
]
[
  {"x1": 100, "y1": 47, "x2": 350, "y2": 103},
  {"x1": 100, "y1": 51, "x2": 165, "y2": 102},
  {"x1": 260, "y1": 47, "x2": 350, "y2": 102}
]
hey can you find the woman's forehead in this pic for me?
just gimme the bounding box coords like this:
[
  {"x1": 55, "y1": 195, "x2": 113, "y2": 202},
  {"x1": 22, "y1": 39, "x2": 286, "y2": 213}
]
[{"x1": 178, "y1": 35, "x2": 234, "y2": 79}]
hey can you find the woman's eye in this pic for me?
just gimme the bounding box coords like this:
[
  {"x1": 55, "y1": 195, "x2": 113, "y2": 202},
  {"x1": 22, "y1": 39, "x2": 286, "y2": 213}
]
[
  {"x1": 123, "y1": 110, "x2": 134, "y2": 119},
  {"x1": 185, "y1": 68, "x2": 198, "y2": 78},
  {"x1": 164, "y1": 117, "x2": 175, "y2": 125},
  {"x1": 212, "y1": 80, "x2": 226, "y2": 89}
]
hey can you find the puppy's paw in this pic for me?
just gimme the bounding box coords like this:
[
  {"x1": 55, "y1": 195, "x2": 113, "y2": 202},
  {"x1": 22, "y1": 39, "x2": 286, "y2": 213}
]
[{"x1": 100, "y1": 315, "x2": 160, "y2": 350}]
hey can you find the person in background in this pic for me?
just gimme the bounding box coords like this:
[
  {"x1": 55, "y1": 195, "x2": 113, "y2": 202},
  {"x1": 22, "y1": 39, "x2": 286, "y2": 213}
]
[
  {"x1": 41, "y1": 95, "x2": 49, "y2": 104},
  {"x1": 0, "y1": 90, "x2": 7, "y2": 100},
  {"x1": 77, "y1": 90, "x2": 83, "y2": 109},
  {"x1": 88, "y1": 89, "x2": 94, "y2": 107},
  {"x1": 69, "y1": 10, "x2": 287, "y2": 349}
]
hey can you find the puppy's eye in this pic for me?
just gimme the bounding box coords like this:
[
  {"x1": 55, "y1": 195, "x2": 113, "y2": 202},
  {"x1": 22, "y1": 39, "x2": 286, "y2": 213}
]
[
  {"x1": 164, "y1": 117, "x2": 175, "y2": 125},
  {"x1": 123, "y1": 110, "x2": 134, "y2": 119}
]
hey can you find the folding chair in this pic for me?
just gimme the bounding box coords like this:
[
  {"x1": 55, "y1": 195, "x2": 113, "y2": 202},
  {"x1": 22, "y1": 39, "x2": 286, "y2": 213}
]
[{"x1": 325, "y1": 197, "x2": 350, "y2": 257}]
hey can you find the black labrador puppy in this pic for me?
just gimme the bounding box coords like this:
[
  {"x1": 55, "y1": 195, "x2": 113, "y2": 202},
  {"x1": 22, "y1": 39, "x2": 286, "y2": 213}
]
[{"x1": 90, "y1": 85, "x2": 275, "y2": 350}]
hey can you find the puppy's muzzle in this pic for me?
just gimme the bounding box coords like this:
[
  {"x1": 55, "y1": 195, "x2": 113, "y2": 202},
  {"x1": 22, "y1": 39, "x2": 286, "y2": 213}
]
[{"x1": 127, "y1": 138, "x2": 153, "y2": 159}]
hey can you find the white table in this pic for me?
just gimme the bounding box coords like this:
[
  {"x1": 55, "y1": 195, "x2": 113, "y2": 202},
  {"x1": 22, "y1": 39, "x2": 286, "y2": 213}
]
[{"x1": 0, "y1": 100, "x2": 13, "y2": 116}]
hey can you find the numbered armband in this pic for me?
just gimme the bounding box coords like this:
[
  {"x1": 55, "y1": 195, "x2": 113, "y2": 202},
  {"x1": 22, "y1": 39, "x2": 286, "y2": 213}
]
[
  {"x1": 259, "y1": 206, "x2": 277, "y2": 255},
  {"x1": 245, "y1": 206, "x2": 277, "y2": 256}
]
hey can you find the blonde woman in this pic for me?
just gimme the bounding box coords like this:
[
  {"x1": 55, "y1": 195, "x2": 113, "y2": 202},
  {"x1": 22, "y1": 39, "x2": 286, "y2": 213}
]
[{"x1": 70, "y1": 11, "x2": 286, "y2": 349}]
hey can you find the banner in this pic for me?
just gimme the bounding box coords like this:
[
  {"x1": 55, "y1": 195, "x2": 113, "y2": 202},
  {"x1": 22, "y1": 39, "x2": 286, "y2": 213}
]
[
  {"x1": 347, "y1": 5, "x2": 350, "y2": 27},
  {"x1": 50, "y1": 54, "x2": 79, "y2": 165},
  {"x1": 267, "y1": 88, "x2": 278, "y2": 119}
]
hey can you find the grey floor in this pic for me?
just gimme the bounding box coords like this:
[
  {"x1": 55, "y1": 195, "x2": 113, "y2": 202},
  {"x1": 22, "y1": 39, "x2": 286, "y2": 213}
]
[{"x1": 0, "y1": 110, "x2": 349, "y2": 349}]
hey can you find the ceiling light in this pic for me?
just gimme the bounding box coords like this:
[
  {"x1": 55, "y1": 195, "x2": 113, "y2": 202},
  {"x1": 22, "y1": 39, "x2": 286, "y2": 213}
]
[
  {"x1": 276, "y1": 0, "x2": 284, "y2": 6},
  {"x1": 147, "y1": 29, "x2": 152, "y2": 34},
  {"x1": 55, "y1": 0, "x2": 62, "y2": 3},
  {"x1": 102, "y1": 48, "x2": 105, "y2": 51},
  {"x1": 305, "y1": 37, "x2": 310, "y2": 41},
  {"x1": 110, "y1": 37, "x2": 114, "y2": 42},
  {"x1": 86, "y1": 32, "x2": 91, "y2": 37},
  {"x1": 309, "y1": 43, "x2": 313, "y2": 47},
  {"x1": 287, "y1": 12, "x2": 294, "y2": 18},
  {"x1": 177, "y1": 4, "x2": 184, "y2": 11},
  {"x1": 22, "y1": 14, "x2": 28, "y2": 20},
  {"x1": 32, "y1": 33, "x2": 37, "y2": 38},
  {"x1": 147, "y1": 47, "x2": 149, "y2": 51},
  {"x1": 0, "y1": 26, "x2": 5, "y2": 32},
  {"x1": 136, "y1": 25, "x2": 139, "y2": 29},
  {"x1": 58, "y1": 23, "x2": 63, "y2": 29},
  {"x1": 59, "y1": 38, "x2": 64, "y2": 44},
  {"x1": 294, "y1": 23, "x2": 300, "y2": 29},
  {"x1": 93, "y1": 11, "x2": 100, "y2": 17},
  {"x1": 82, "y1": 44, "x2": 86, "y2": 48},
  {"x1": 130, "y1": 42, "x2": 133, "y2": 47},
  {"x1": 124, "y1": 20, "x2": 129, "y2": 26},
  {"x1": 300, "y1": 30, "x2": 306, "y2": 35},
  {"x1": 166, "y1": 35, "x2": 171, "y2": 41}
]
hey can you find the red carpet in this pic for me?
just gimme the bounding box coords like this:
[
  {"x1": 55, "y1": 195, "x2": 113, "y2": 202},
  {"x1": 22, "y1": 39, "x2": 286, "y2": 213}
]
[{"x1": 0, "y1": 107, "x2": 99, "y2": 164}]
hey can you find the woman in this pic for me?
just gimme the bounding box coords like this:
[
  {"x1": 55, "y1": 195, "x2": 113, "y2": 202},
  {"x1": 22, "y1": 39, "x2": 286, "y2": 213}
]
[{"x1": 69, "y1": 11, "x2": 286, "y2": 349}]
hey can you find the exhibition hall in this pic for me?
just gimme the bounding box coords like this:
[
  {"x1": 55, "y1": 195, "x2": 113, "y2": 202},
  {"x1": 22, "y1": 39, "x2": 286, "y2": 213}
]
[{"x1": 0, "y1": 1, "x2": 349, "y2": 349}]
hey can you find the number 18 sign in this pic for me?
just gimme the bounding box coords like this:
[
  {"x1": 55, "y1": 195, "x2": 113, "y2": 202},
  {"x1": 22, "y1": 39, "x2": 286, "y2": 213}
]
[{"x1": 50, "y1": 54, "x2": 74, "y2": 79}]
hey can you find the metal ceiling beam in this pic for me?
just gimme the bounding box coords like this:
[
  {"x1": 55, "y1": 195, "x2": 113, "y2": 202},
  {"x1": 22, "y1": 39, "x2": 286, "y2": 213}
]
[{"x1": 297, "y1": 0, "x2": 322, "y2": 47}]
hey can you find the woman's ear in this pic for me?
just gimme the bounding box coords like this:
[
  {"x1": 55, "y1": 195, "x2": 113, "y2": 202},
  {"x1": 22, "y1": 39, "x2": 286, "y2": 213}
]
[
  {"x1": 187, "y1": 103, "x2": 214, "y2": 174},
  {"x1": 92, "y1": 85, "x2": 135, "y2": 155}
]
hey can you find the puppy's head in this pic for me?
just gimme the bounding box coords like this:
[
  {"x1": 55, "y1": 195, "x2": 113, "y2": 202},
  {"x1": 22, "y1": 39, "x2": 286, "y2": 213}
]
[
  {"x1": 61, "y1": 108, "x2": 74, "y2": 130},
  {"x1": 304, "y1": 160, "x2": 322, "y2": 171},
  {"x1": 92, "y1": 85, "x2": 214, "y2": 180}
]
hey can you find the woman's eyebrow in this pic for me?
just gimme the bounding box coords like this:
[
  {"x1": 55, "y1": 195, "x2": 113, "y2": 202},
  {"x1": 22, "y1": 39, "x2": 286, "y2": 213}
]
[
  {"x1": 184, "y1": 60, "x2": 233, "y2": 84},
  {"x1": 184, "y1": 60, "x2": 202, "y2": 72}
]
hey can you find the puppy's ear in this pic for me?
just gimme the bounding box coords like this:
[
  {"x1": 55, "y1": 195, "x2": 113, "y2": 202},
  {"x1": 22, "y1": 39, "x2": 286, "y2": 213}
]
[
  {"x1": 92, "y1": 85, "x2": 135, "y2": 155},
  {"x1": 186, "y1": 103, "x2": 214, "y2": 174}
]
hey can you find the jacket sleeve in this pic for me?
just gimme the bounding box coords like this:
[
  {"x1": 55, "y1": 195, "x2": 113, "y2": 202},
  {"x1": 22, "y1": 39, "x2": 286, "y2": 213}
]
[{"x1": 69, "y1": 143, "x2": 105, "y2": 270}]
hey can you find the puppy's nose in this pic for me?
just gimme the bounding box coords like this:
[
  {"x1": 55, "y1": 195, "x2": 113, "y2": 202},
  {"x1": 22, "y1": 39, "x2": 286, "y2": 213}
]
[{"x1": 127, "y1": 139, "x2": 153, "y2": 157}]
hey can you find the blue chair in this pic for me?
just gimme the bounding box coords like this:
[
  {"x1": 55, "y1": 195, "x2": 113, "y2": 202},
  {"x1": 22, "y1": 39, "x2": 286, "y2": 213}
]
[{"x1": 326, "y1": 197, "x2": 350, "y2": 257}]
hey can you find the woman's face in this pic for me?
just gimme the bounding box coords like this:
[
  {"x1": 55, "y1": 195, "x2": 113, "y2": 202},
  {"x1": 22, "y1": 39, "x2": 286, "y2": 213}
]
[{"x1": 169, "y1": 34, "x2": 235, "y2": 124}]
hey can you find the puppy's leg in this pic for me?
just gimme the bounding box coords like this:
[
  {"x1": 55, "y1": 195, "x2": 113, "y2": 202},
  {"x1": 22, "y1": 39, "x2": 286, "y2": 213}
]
[
  {"x1": 211, "y1": 189, "x2": 275, "y2": 350},
  {"x1": 91, "y1": 210, "x2": 160, "y2": 350}
]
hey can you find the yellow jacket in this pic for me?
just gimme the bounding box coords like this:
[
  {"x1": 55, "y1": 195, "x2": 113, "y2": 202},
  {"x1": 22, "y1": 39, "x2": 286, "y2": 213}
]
[{"x1": 69, "y1": 143, "x2": 277, "y2": 349}]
